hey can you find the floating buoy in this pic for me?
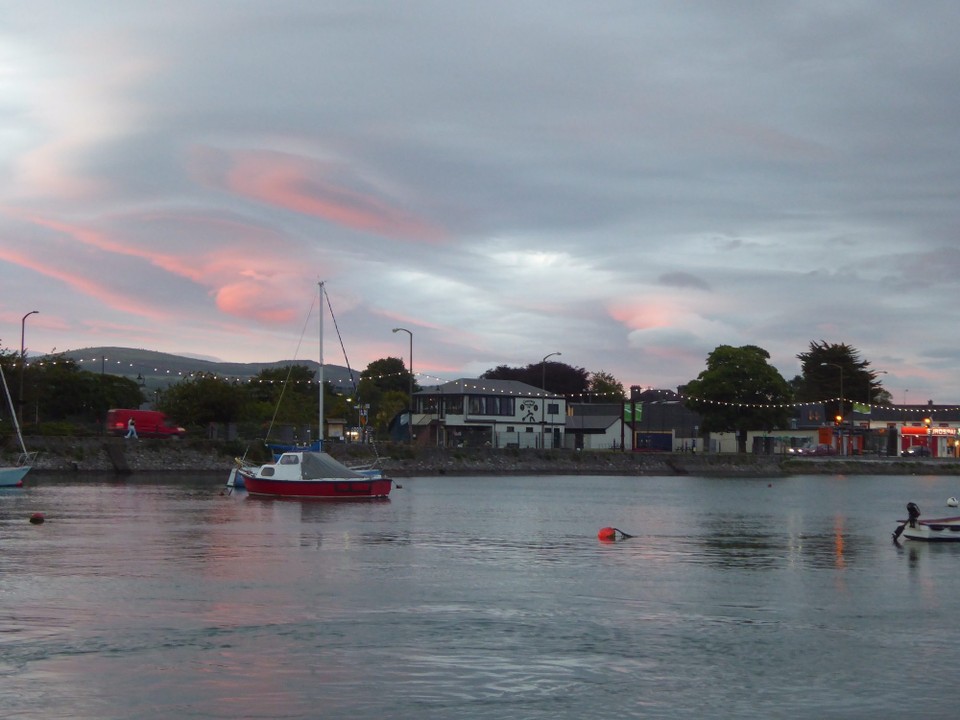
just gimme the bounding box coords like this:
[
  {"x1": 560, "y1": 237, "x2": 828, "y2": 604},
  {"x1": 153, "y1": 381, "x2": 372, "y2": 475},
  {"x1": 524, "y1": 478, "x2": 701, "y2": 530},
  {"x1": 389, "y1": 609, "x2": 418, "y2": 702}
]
[
  {"x1": 948, "y1": 497, "x2": 958, "y2": 507},
  {"x1": 29, "y1": 513, "x2": 45, "y2": 524},
  {"x1": 598, "y1": 527, "x2": 634, "y2": 541}
]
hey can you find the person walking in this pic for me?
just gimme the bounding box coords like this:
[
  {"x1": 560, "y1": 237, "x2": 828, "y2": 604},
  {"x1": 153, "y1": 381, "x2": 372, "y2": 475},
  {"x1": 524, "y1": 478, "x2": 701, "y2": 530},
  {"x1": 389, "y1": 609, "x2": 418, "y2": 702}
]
[{"x1": 125, "y1": 417, "x2": 138, "y2": 439}]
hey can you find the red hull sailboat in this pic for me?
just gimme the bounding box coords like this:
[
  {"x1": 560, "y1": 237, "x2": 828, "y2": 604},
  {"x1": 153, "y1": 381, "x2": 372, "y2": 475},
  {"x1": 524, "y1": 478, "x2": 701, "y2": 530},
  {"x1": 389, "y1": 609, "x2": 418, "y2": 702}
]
[
  {"x1": 233, "y1": 281, "x2": 392, "y2": 500},
  {"x1": 238, "y1": 450, "x2": 391, "y2": 499}
]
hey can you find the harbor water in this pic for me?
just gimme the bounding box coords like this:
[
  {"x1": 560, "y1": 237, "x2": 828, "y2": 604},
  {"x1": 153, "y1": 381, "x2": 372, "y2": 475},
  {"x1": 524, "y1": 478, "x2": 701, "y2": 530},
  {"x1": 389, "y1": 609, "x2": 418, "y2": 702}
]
[{"x1": 2, "y1": 472, "x2": 960, "y2": 719}]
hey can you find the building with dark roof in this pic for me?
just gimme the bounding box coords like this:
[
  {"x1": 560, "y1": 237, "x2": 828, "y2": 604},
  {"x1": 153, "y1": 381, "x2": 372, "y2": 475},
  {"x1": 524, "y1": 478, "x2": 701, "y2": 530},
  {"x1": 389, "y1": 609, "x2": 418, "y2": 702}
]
[{"x1": 412, "y1": 378, "x2": 565, "y2": 448}]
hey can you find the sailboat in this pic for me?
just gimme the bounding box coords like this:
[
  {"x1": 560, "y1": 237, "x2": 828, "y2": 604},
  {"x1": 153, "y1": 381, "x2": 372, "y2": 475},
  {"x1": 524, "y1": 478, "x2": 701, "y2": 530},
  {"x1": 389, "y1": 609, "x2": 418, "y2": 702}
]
[
  {"x1": 236, "y1": 282, "x2": 392, "y2": 500},
  {"x1": 1, "y1": 362, "x2": 36, "y2": 488}
]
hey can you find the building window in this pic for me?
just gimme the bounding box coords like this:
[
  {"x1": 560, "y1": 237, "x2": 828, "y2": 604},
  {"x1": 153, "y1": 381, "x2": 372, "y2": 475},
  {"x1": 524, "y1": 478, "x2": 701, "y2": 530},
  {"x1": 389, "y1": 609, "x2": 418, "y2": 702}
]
[
  {"x1": 547, "y1": 402, "x2": 560, "y2": 415},
  {"x1": 443, "y1": 396, "x2": 464, "y2": 414},
  {"x1": 468, "y1": 395, "x2": 516, "y2": 416},
  {"x1": 506, "y1": 426, "x2": 515, "y2": 433}
]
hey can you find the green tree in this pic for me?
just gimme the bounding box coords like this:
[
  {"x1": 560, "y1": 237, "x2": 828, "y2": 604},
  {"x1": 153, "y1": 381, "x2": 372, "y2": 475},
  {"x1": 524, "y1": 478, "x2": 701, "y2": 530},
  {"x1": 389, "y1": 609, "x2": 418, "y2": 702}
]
[
  {"x1": 22, "y1": 354, "x2": 143, "y2": 428},
  {"x1": 683, "y1": 345, "x2": 794, "y2": 452},
  {"x1": 794, "y1": 341, "x2": 886, "y2": 420},
  {"x1": 374, "y1": 390, "x2": 409, "y2": 436},
  {"x1": 361, "y1": 357, "x2": 416, "y2": 394},
  {"x1": 156, "y1": 373, "x2": 246, "y2": 428},
  {"x1": 357, "y1": 357, "x2": 418, "y2": 435},
  {"x1": 245, "y1": 365, "x2": 318, "y2": 426},
  {"x1": 588, "y1": 370, "x2": 625, "y2": 402}
]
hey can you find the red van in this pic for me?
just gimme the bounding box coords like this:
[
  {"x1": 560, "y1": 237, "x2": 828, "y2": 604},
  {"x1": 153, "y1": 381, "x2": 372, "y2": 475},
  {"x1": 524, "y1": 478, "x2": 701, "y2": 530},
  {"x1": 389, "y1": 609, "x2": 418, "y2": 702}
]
[{"x1": 105, "y1": 409, "x2": 186, "y2": 439}]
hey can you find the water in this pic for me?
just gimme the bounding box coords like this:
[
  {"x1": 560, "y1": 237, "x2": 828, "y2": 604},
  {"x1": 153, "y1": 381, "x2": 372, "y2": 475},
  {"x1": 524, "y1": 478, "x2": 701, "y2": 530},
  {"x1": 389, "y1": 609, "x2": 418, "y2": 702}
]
[{"x1": 2, "y1": 472, "x2": 959, "y2": 719}]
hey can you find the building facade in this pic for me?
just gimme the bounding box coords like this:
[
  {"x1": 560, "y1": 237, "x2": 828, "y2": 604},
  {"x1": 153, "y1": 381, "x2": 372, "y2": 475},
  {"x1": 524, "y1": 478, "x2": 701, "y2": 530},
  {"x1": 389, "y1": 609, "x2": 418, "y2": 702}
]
[{"x1": 412, "y1": 379, "x2": 566, "y2": 449}]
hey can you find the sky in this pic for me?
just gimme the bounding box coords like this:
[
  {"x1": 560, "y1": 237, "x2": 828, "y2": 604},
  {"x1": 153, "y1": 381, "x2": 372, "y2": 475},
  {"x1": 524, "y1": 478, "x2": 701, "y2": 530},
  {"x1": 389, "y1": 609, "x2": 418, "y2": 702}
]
[{"x1": 2, "y1": 2, "x2": 959, "y2": 404}]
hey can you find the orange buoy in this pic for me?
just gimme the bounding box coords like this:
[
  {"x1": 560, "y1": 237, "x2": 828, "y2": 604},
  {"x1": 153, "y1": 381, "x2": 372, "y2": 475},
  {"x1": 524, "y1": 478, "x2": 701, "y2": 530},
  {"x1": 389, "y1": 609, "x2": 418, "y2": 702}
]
[
  {"x1": 29, "y1": 513, "x2": 45, "y2": 524},
  {"x1": 598, "y1": 527, "x2": 617, "y2": 541}
]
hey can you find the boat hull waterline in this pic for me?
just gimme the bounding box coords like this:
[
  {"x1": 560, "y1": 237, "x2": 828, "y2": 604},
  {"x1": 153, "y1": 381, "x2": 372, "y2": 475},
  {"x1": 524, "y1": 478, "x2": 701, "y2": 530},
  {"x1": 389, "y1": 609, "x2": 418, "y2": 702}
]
[
  {"x1": 239, "y1": 474, "x2": 392, "y2": 499},
  {"x1": 0, "y1": 466, "x2": 29, "y2": 488}
]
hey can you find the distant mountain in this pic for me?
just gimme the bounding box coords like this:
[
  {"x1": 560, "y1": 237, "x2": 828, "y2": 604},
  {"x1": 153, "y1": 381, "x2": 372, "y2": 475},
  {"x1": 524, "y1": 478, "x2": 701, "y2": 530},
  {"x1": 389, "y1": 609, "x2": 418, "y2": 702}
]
[{"x1": 53, "y1": 347, "x2": 360, "y2": 392}]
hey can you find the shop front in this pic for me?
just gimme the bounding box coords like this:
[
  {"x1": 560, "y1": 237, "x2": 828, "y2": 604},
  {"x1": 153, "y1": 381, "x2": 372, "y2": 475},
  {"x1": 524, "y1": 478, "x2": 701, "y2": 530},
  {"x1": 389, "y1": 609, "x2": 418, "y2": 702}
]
[{"x1": 900, "y1": 424, "x2": 958, "y2": 457}]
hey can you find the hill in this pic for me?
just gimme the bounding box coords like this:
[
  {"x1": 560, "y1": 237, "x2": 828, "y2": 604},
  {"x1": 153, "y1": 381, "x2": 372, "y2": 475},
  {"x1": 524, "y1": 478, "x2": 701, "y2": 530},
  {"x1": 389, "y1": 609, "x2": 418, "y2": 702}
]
[{"x1": 53, "y1": 347, "x2": 360, "y2": 392}]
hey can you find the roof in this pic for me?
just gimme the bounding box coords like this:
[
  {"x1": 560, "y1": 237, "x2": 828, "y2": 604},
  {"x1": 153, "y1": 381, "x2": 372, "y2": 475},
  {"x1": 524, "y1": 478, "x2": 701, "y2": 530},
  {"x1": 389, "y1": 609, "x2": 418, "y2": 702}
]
[
  {"x1": 416, "y1": 378, "x2": 561, "y2": 398},
  {"x1": 566, "y1": 415, "x2": 621, "y2": 432}
]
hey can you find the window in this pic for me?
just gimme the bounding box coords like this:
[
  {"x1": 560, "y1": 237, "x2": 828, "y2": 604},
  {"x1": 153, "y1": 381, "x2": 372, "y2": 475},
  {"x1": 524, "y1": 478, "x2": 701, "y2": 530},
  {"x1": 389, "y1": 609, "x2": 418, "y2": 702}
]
[
  {"x1": 547, "y1": 403, "x2": 560, "y2": 415},
  {"x1": 444, "y1": 396, "x2": 464, "y2": 414},
  {"x1": 468, "y1": 396, "x2": 516, "y2": 416},
  {"x1": 279, "y1": 455, "x2": 299, "y2": 465}
]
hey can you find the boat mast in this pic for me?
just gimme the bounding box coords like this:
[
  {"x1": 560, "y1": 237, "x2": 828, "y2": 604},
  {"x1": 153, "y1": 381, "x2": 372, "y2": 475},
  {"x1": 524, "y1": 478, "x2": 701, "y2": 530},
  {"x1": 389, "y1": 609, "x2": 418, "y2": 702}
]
[
  {"x1": 318, "y1": 280, "x2": 324, "y2": 450},
  {"x1": 0, "y1": 364, "x2": 28, "y2": 455}
]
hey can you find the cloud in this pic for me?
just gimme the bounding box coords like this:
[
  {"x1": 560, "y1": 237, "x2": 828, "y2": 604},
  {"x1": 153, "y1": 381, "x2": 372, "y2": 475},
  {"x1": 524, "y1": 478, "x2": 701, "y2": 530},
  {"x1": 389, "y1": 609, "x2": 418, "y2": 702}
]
[{"x1": 3, "y1": 3, "x2": 960, "y2": 401}]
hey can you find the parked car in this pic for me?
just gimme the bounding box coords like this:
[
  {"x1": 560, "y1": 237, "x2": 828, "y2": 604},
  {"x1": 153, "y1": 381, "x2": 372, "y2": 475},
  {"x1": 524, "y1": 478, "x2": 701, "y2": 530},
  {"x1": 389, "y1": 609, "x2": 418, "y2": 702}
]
[
  {"x1": 902, "y1": 445, "x2": 932, "y2": 457},
  {"x1": 786, "y1": 444, "x2": 835, "y2": 456},
  {"x1": 105, "y1": 409, "x2": 186, "y2": 439}
]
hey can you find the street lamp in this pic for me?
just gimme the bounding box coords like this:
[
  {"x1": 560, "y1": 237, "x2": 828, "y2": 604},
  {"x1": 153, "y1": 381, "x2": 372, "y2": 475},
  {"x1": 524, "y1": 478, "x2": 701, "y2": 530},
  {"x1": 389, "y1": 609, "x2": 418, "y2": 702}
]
[
  {"x1": 821, "y1": 362, "x2": 844, "y2": 455},
  {"x1": 392, "y1": 328, "x2": 413, "y2": 444},
  {"x1": 541, "y1": 352, "x2": 561, "y2": 448},
  {"x1": 19, "y1": 310, "x2": 39, "y2": 423}
]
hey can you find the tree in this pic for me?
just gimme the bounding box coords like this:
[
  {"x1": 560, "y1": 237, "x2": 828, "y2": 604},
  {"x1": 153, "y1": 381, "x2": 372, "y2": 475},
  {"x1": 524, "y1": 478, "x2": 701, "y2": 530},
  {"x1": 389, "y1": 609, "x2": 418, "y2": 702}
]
[
  {"x1": 357, "y1": 357, "x2": 419, "y2": 436},
  {"x1": 588, "y1": 370, "x2": 625, "y2": 402},
  {"x1": 156, "y1": 373, "x2": 247, "y2": 427},
  {"x1": 795, "y1": 341, "x2": 886, "y2": 420},
  {"x1": 683, "y1": 345, "x2": 794, "y2": 452},
  {"x1": 19, "y1": 354, "x2": 143, "y2": 428},
  {"x1": 481, "y1": 361, "x2": 589, "y2": 396},
  {"x1": 245, "y1": 365, "x2": 318, "y2": 426}
]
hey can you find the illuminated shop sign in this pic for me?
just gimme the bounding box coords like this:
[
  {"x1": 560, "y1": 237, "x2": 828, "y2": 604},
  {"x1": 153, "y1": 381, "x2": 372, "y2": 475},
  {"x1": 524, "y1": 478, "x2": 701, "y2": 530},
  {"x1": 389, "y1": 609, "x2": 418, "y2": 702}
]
[{"x1": 902, "y1": 426, "x2": 957, "y2": 436}]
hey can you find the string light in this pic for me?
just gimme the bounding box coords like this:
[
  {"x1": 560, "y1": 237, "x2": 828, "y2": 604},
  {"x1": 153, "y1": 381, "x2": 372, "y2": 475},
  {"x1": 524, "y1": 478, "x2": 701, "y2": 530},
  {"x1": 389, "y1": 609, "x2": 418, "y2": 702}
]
[{"x1": 15, "y1": 357, "x2": 960, "y2": 412}]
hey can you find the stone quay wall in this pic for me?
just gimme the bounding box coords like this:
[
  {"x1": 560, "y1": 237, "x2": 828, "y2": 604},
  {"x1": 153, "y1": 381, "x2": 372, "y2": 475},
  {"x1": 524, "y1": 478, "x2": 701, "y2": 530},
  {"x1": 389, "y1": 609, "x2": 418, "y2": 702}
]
[{"x1": 10, "y1": 436, "x2": 960, "y2": 477}]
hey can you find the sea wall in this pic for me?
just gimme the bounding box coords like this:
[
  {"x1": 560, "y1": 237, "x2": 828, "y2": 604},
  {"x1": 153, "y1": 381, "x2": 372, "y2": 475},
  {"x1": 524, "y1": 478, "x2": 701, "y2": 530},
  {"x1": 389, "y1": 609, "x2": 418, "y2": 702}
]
[{"x1": 13, "y1": 437, "x2": 960, "y2": 477}]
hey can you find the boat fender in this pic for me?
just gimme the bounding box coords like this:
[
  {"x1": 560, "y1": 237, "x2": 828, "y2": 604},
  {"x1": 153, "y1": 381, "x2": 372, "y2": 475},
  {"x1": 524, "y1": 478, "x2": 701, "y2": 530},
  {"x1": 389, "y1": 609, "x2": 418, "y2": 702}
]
[{"x1": 907, "y1": 502, "x2": 921, "y2": 528}]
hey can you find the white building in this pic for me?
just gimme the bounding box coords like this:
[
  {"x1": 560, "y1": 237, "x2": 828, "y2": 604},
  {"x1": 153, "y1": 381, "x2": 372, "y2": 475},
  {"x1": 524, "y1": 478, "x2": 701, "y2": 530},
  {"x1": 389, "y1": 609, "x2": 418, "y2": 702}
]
[{"x1": 413, "y1": 379, "x2": 565, "y2": 449}]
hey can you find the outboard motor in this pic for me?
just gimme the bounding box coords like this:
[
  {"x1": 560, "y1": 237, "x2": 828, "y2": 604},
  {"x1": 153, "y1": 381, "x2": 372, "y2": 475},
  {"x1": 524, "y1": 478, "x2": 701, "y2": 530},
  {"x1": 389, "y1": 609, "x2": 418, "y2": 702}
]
[{"x1": 907, "y1": 502, "x2": 921, "y2": 528}]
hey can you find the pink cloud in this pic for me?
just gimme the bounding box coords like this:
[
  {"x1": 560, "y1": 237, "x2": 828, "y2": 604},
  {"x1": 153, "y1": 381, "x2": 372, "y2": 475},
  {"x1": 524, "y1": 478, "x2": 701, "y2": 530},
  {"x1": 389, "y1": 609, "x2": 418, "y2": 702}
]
[
  {"x1": 3, "y1": 206, "x2": 319, "y2": 327},
  {"x1": 197, "y1": 147, "x2": 447, "y2": 243},
  {"x1": 608, "y1": 299, "x2": 671, "y2": 330},
  {"x1": 214, "y1": 283, "x2": 301, "y2": 324},
  {"x1": 0, "y1": 244, "x2": 172, "y2": 322}
]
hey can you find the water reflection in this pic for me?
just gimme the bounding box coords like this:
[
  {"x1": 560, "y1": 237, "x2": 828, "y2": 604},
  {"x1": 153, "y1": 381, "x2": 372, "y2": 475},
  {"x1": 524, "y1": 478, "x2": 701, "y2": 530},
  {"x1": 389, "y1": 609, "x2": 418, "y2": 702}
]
[{"x1": 7, "y1": 473, "x2": 960, "y2": 719}]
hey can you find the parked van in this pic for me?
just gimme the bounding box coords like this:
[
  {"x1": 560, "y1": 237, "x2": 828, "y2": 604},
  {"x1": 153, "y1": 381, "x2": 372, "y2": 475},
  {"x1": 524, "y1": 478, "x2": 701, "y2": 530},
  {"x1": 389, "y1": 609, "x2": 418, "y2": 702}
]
[{"x1": 105, "y1": 409, "x2": 186, "y2": 439}]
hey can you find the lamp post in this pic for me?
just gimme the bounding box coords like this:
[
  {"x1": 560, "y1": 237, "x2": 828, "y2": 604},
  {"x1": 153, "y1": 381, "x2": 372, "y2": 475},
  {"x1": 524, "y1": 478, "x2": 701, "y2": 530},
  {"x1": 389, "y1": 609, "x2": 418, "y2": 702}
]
[
  {"x1": 821, "y1": 362, "x2": 844, "y2": 455},
  {"x1": 541, "y1": 352, "x2": 561, "y2": 449},
  {"x1": 392, "y1": 328, "x2": 413, "y2": 444},
  {"x1": 19, "y1": 310, "x2": 39, "y2": 424}
]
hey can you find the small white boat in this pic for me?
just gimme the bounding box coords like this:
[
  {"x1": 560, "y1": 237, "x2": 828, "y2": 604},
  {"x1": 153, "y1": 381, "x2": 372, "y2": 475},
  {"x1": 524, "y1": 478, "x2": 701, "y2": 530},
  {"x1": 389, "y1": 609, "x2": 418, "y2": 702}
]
[
  {"x1": 238, "y1": 451, "x2": 392, "y2": 499},
  {"x1": 893, "y1": 502, "x2": 960, "y2": 542}
]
